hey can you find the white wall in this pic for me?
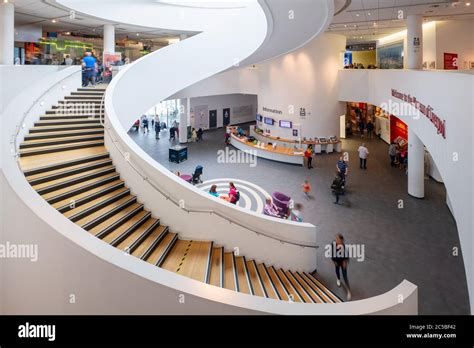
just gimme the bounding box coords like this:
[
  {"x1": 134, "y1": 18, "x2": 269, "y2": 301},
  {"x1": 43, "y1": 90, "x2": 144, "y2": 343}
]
[
  {"x1": 187, "y1": 94, "x2": 258, "y2": 129},
  {"x1": 338, "y1": 69, "x2": 474, "y2": 313},
  {"x1": 173, "y1": 33, "x2": 347, "y2": 140},
  {"x1": 436, "y1": 19, "x2": 474, "y2": 70}
]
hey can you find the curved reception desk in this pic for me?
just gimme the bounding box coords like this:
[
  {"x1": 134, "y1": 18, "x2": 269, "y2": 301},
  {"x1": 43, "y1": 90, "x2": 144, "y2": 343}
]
[
  {"x1": 229, "y1": 133, "x2": 305, "y2": 165},
  {"x1": 249, "y1": 126, "x2": 342, "y2": 154}
]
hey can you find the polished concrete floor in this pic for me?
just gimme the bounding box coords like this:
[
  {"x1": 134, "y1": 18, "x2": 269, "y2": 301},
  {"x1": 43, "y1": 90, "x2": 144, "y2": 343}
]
[{"x1": 129, "y1": 125, "x2": 470, "y2": 314}]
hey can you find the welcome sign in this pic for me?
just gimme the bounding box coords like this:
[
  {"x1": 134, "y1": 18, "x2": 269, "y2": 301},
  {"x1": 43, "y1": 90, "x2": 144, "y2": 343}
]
[{"x1": 391, "y1": 89, "x2": 446, "y2": 139}]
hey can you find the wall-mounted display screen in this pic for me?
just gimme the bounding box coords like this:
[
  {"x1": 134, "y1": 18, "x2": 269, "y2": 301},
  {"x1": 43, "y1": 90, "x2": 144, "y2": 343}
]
[
  {"x1": 279, "y1": 120, "x2": 292, "y2": 128},
  {"x1": 256, "y1": 114, "x2": 263, "y2": 122},
  {"x1": 264, "y1": 117, "x2": 274, "y2": 125}
]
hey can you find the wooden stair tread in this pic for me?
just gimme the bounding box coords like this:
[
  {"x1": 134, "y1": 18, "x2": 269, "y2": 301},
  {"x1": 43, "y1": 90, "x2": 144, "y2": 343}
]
[
  {"x1": 257, "y1": 263, "x2": 279, "y2": 300},
  {"x1": 161, "y1": 240, "x2": 192, "y2": 272},
  {"x1": 63, "y1": 189, "x2": 129, "y2": 219},
  {"x1": 51, "y1": 179, "x2": 124, "y2": 208},
  {"x1": 41, "y1": 173, "x2": 119, "y2": 200},
  {"x1": 32, "y1": 165, "x2": 115, "y2": 190},
  {"x1": 291, "y1": 271, "x2": 323, "y2": 303},
  {"x1": 116, "y1": 218, "x2": 159, "y2": 251},
  {"x1": 75, "y1": 195, "x2": 135, "y2": 228},
  {"x1": 285, "y1": 270, "x2": 312, "y2": 303},
  {"x1": 19, "y1": 146, "x2": 108, "y2": 170},
  {"x1": 22, "y1": 134, "x2": 103, "y2": 145},
  {"x1": 20, "y1": 140, "x2": 104, "y2": 155},
  {"x1": 303, "y1": 272, "x2": 342, "y2": 303},
  {"x1": 208, "y1": 247, "x2": 223, "y2": 287},
  {"x1": 101, "y1": 210, "x2": 150, "y2": 244},
  {"x1": 276, "y1": 268, "x2": 301, "y2": 302},
  {"x1": 145, "y1": 231, "x2": 177, "y2": 265},
  {"x1": 88, "y1": 203, "x2": 143, "y2": 236},
  {"x1": 246, "y1": 260, "x2": 265, "y2": 297},
  {"x1": 174, "y1": 241, "x2": 212, "y2": 282},
  {"x1": 235, "y1": 256, "x2": 251, "y2": 295},
  {"x1": 130, "y1": 225, "x2": 167, "y2": 257},
  {"x1": 267, "y1": 266, "x2": 289, "y2": 301},
  {"x1": 223, "y1": 252, "x2": 236, "y2": 291},
  {"x1": 27, "y1": 158, "x2": 111, "y2": 182}
]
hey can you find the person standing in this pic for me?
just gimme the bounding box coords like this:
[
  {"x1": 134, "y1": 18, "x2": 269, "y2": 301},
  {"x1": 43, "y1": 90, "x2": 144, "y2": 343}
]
[
  {"x1": 358, "y1": 143, "x2": 369, "y2": 169},
  {"x1": 388, "y1": 142, "x2": 398, "y2": 167},
  {"x1": 331, "y1": 234, "x2": 351, "y2": 300},
  {"x1": 288, "y1": 203, "x2": 303, "y2": 222},
  {"x1": 64, "y1": 55, "x2": 73, "y2": 66},
  {"x1": 305, "y1": 145, "x2": 314, "y2": 169},
  {"x1": 142, "y1": 116, "x2": 149, "y2": 134},
  {"x1": 358, "y1": 120, "x2": 365, "y2": 138},
  {"x1": 366, "y1": 120, "x2": 374, "y2": 139},
  {"x1": 81, "y1": 52, "x2": 97, "y2": 87},
  {"x1": 154, "y1": 120, "x2": 161, "y2": 139}
]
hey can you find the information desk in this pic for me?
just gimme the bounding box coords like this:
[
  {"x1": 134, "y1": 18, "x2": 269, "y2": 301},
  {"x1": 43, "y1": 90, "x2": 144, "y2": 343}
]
[
  {"x1": 249, "y1": 126, "x2": 342, "y2": 153},
  {"x1": 169, "y1": 145, "x2": 188, "y2": 163},
  {"x1": 229, "y1": 133, "x2": 304, "y2": 166}
]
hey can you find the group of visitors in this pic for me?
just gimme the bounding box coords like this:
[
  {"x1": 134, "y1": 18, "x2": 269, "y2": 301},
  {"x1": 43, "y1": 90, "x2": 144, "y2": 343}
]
[
  {"x1": 263, "y1": 197, "x2": 304, "y2": 223},
  {"x1": 191, "y1": 128, "x2": 204, "y2": 142},
  {"x1": 388, "y1": 142, "x2": 408, "y2": 170},
  {"x1": 209, "y1": 182, "x2": 240, "y2": 204},
  {"x1": 344, "y1": 62, "x2": 377, "y2": 69}
]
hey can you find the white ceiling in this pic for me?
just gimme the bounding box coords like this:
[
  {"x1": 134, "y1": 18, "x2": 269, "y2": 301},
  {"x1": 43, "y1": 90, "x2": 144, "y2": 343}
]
[
  {"x1": 8, "y1": 0, "x2": 474, "y2": 44},
  {"x1": 329, "y1": 0, "x2": 474, "y2": 43},
  {"x1": 10, "y1": 0, "x2": 194, "y2": 42}
]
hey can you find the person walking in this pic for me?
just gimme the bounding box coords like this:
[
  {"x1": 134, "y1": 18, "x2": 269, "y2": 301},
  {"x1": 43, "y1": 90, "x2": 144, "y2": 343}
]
[
  {"x1": 142, "y1": 116, "x2": 149, "y2": 134},
  {"x1": 358, "y1": 143, "x2": 369, "y2": 169},
  {"x1": 331, "y1": 234, "x2": 351, "y2": 300},
  {"x1": 81, "y1": 52, "x2": 97, "y2": 87},
  {"x1": 358, "y1": 120, "x2": 365, "y2": 138},
  {"x1": 302, "y1": 180, "x2": 312, "y2": 200},
  {"x1": 388, "y1": 142, "x2": 398, "y2": 167},
  {"x1": 154, "y1": 120, "x2": 161, "y2": 139},
  {"x1": 336, "y1": 156, "x2": 348, "y2": 179}
]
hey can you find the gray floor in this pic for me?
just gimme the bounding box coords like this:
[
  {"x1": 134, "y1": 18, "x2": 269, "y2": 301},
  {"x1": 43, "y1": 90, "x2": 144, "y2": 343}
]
[{"x1": 129, "y1": 124, "x2": 470, "y2": 315}]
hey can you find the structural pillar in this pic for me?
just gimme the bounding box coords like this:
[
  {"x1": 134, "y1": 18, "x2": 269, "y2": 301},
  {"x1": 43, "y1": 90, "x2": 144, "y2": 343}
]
[
  {"x1": 406, "y1": 14, "x2": 423, "y2": 69},
  {"x1": 179, "y1": 98, "x2": 190, "y2": 144},
  {"x1": 408, "y1": 128, "x2": 425, "y2": 198},
  {"x1": 0, "y1": 1, "x2": 14, "y2": 65},
  {"x1": 103, "y1": 24, "x2": 116, "y2": 61}
]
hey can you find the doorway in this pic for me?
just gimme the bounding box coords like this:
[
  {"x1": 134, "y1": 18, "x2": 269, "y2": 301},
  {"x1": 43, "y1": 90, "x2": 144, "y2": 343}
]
[
  {"x1": 223, "y1": 108, "x2": 230, "y2": 126},
  {"x1": 209, "y1": 110, "x2": 217, "y2": 129}
]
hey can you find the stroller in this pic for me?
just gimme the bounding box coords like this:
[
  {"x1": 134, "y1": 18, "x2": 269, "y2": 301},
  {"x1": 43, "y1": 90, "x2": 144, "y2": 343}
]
[{"x1": 191, "y1": 165, "x2": 203, "y2": 185}]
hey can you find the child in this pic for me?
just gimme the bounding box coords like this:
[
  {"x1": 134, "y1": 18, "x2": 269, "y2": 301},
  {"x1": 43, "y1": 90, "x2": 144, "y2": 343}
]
[{"x1": 302, "y1": 180, "x2": 311, "y2": 200}]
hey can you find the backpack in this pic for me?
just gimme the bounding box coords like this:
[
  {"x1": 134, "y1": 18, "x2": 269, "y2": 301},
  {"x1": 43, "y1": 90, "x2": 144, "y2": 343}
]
[{"x1": 234, "y1": 191, "x2": 240, "y2": 203}]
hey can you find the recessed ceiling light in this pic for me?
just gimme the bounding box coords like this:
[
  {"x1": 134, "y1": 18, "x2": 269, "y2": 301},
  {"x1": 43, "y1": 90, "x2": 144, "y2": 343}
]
[
  {"x1": 467, "y1": 2, "x2": 471, "y2": 6},
  {"x1": 367, "y1": 12, "x2": 371, "y2": 15},
  {"x1": 136, "y1": 33, "x2": 140, "y2": 36},
  {"x1": 344, "y1": 24, "x2": 347, "y2": 28},
  {"x1": 52, "y1": 19, "x2": 57, "y2": 23},
  {"x1": 356, "y1": 13, "x2": 360, "y2": 16}
]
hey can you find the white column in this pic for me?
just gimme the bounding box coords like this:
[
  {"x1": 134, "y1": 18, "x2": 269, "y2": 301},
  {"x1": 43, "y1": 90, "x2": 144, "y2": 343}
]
[
  {"x1": 406, "y1": 14, "x2": 423, "y2": 70},
  {"x1": 408, "y1": 128, "x2": 425, "y2": 198},
  {"x1": 179, "y1": 98, "x2": 190, "y2": 143},
  {"x1": 103, "y1": 24, "x2": 115, "y2": 60},
  {"x1": 0, "y1": 2, "x2": 14, "y2": 65}
]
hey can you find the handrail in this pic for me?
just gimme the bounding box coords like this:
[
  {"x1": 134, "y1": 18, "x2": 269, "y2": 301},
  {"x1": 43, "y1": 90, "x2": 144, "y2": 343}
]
[
  {"x1": 12, "y1": 68, "x2": 82, "y2": 153},
  {"x1": 100, "y1": 94, "x2": 318, "y2": 249}
]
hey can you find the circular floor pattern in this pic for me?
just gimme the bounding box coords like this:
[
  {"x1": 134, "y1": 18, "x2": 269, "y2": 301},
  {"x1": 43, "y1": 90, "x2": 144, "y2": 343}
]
[{"x1": 197, "y1": 178, "x2": 271, "y2": 213}]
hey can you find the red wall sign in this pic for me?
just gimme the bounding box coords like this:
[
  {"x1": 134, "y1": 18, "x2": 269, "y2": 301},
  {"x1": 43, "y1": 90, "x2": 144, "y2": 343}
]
[
  {"x1": 390, "y1": 115, "x2": 408, "y2": 148},
  {"x1": 444, "y1": 52, "x2": 458, "y2": 70}
]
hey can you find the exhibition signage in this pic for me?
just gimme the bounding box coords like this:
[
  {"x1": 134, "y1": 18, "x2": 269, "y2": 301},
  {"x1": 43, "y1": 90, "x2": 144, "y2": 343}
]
[
  {"x1": 262, "y1": 107, "x2": 283, "y2": 115},
  {"x1": 391, "y1": 89, "x2": 446, "y2": 139},
  {"x1": 443, "y1": 53, "x2": 458, "y2": 70}
]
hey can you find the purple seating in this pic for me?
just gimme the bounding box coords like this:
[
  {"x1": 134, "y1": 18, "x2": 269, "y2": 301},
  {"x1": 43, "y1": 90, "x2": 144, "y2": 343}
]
[{"x1": 272, "y1": 192, "x2": 291, "y2": 216}]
